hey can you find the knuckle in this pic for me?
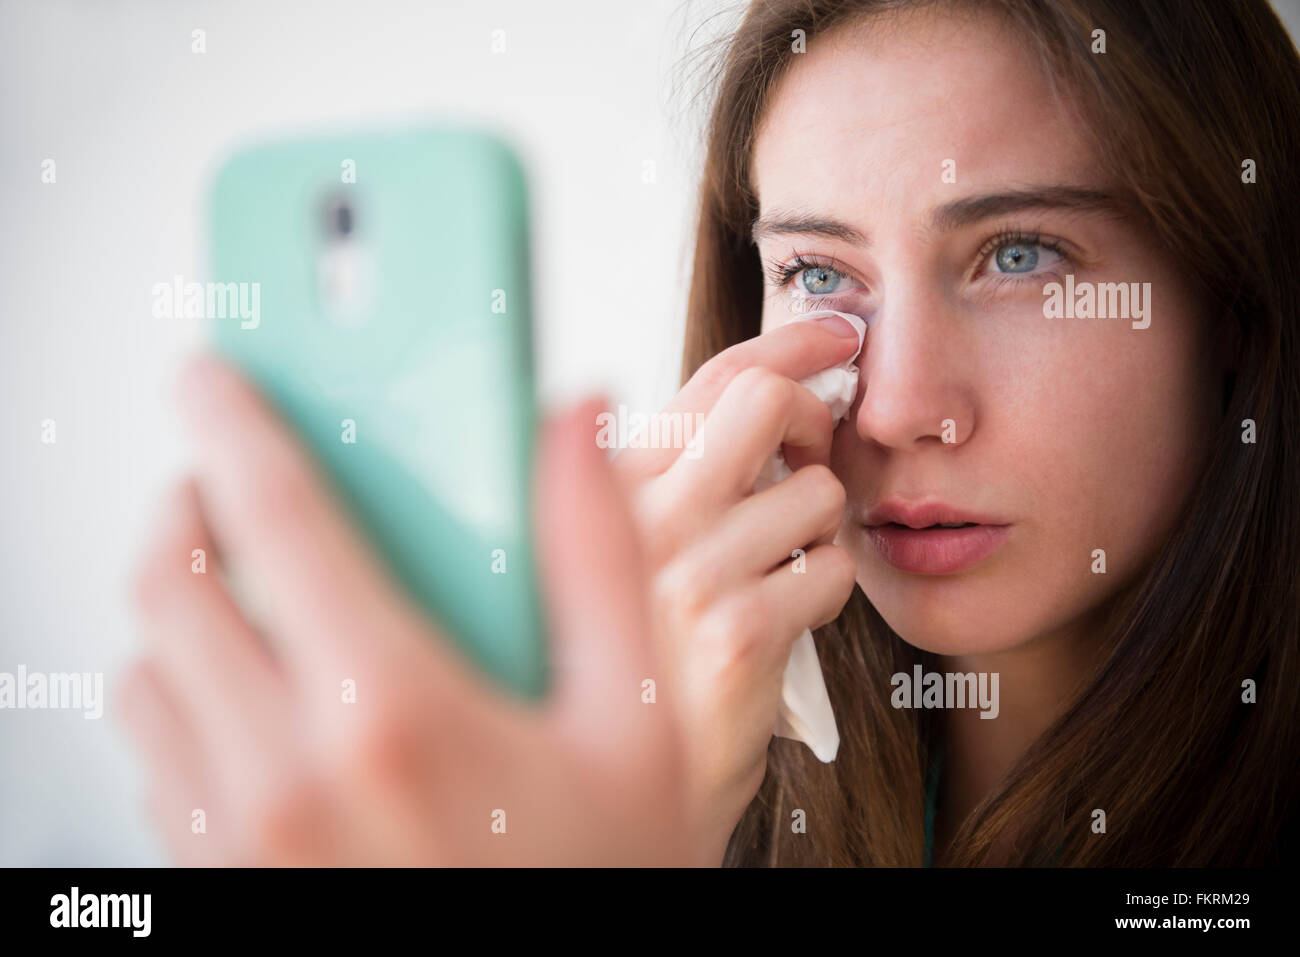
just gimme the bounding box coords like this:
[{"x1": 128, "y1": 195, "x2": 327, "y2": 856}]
[
  {"x1": 824, "y1": 545, "x2": 858, "y2": 596},
  {"x1": 800, "y1": 463, "x2": 846, "y2": 512},
  {"x1": 693, "y1": 349, "x2": 747, "y2": 395},
  {"x1": 632, "y1": 486, "x2": 687, "y2": 569},
  {"x1": 698, "y1": 596, "x2": 769, "y2": 670},
  {"x1": 342, "y1": 706, "x2": 425, "y2": 786},
  {"x1": 729, "y1": 365, "x2": 789, "y2": 413},
  {"x1": 654, "y1": 557, "x2": 713, "y2": 618}
]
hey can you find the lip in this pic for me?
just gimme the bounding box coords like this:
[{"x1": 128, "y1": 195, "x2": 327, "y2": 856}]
[{"x1": 863, "y1": 500, "x2": 1010, "y2": 575}]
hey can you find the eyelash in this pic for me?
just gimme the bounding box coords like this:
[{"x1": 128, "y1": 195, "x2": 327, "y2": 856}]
[
  {"x1": 972, "y1": 229, "x2": 1071, "y2": 285},
  {"x1": 759, "y1": 252, "x2": 842, "y2": 289},
  {"x1": 762, "y1": 229, "x2": 1073, "y2": 298}
]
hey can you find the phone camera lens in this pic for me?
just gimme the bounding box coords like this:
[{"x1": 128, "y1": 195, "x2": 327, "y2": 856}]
[
  {"x1": 322, "y1": 194, "x2": 355, "y2": 239},
  {"x1": 334, "y1": 202, "x2": 353, "y2": 237}
]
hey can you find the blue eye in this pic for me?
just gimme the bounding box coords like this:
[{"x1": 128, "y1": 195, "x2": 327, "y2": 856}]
[
  {"x1": 799, "y1": 264, "x2": 843, "y2": 294},
  {"x1": 763, "y1": 254, "x2": 866, "y2": 303},
  {"x1": 994, "y1": 243, "x2": 1039, "y2": 273}
]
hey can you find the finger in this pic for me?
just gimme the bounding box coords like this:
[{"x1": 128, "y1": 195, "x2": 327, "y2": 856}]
[
  {"x1": 680, "y1": 543, "x2": 855, "y2": 710},
  {"x1": 757, "y1": 543, "x2": 857, "y2": 647},
  {"x1": 682, "y1": 368, "x2": 836, "y2": 499},
  {"x1": 115, "y1": 658, "x2": 222, "y2": 866},
  {"x1": 121, "y1": 655, "x2": 345, "y2": 867},
  {"x1": 663, "y1": 464, "x2": 846, "y2": 600},
  {"x1": 612, "y1": 314, "x2": 862, "y2": 482},
  {"x1": 639, "y1": 369, "x2": 834, "y2": 564},
  {"x1": 174, "y1": 354, "x2": 477, "y2": 705},
  {"x1": 534, "y1": 396, "x2": 659, "y2": 741},
  {"x1": 132, "y1": 478, "x2": 303, "y2": 809}
]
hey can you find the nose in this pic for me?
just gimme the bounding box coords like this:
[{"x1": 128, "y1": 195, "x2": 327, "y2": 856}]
[{"x1": 853, "y1": 287, "x2": 977, "y2": 450}]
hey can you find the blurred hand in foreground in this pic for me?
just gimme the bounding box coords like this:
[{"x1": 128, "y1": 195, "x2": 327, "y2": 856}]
[{"x1": 119, "y1": 356, "x2": 696, "y2": 866}]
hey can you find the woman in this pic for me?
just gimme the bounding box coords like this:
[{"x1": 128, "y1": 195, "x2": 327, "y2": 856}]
[
  {"x1": 651, "y1": 0, "x2": 1300, "y2": 867},
  {"x1": 122, "y1": 0, "x2": 1300, "y2": 866}
]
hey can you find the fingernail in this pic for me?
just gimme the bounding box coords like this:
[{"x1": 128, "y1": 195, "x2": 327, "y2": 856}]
[{"x1": 813, "y1": 314, "x2": 859, "y2": 338}]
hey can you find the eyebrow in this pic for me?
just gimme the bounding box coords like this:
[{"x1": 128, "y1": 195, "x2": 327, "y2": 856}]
[
  {"x1": 749, "y1": 212, "x2": 869, "y2": 246},
  {"x1": 929, "y1": 186, "x2": 1120, "y2": 232},
  {"x1": 750, "y1": 186, "x2": 1121, "y2": 247}
]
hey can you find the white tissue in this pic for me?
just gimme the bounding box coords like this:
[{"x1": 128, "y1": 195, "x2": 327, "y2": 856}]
[{"x1": 754, "y1": 308, "x2": 867, "y2": 763}]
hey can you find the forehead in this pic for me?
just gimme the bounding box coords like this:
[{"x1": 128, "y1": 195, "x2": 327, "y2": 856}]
[{"x1": 751, "y1": 7, "x2": 1097, "y2": 216}]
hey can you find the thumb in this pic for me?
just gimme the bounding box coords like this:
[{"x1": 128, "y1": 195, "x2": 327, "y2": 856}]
[{"x1": 534, "y1": 395, "x2": 656, "y2": 734}]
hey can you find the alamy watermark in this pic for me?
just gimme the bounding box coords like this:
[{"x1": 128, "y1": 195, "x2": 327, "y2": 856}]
[
  {"x1": 151, "y1": 274, "x2": 260, "y2": 329},
  {"x1": 1042, "y1": 274, "x2": 1150, "y2": 330},
  {"x1": 0, "y1": 666, "x2": 103, "y2": 719},
  {"x1": 597, "y1": 406, "x2": 705, "y2": 459},
  {"x1": 890, "y1": 665, "x2": 999, "y2": 718},
  {"x1": 50, "y1": 887, "x2": 150, "y2": 937}
]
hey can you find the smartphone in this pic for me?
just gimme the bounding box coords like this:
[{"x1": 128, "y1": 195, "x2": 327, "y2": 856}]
[{"x1": 206, "y1": 125, "x2": 547, "y2": 700}]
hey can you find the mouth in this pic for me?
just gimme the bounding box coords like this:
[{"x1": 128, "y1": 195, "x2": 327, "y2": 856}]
[{"x1": 863, "y1": 502, "x2": 1010, "y2": 575}]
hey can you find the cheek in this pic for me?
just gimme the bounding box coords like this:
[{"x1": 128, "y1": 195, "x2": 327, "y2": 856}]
[
  {"x1": 829, "y1": 300, "x2": 1216, "y2": 653},
  {"x1": 1020, "y1": 313, "x2": 1215, "y2": 586}
]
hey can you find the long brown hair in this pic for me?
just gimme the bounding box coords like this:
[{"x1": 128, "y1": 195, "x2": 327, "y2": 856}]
[{"x1": 679, "y1": 0, "x2": 1300, "y2": 866}]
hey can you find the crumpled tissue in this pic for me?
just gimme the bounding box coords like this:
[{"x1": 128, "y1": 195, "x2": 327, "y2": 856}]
[{"x1": 753, "y1": 308, "x2": 867, "y2": 763}]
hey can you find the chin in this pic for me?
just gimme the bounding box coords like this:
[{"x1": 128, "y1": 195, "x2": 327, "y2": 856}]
[
  {"x1": 873, "y1": 603, "x2": 1028, "y2": 656},
  {"x1": 854, "y1": 562, "x2": 1050, "y2": 657}
]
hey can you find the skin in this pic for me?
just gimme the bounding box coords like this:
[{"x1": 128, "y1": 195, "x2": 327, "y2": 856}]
[
  {"x1": 121, "y1": 356, "x2": 696, "y2": 865},
  {"x1": 123, "y1": 6, "x2": 1225, "y2": 868},
  {"x1": 612, "y1": 325, "x2": 861, "y2": 863},
  {"x1": 749, "y1": 9, "x2": 1223, "y2": 861}
]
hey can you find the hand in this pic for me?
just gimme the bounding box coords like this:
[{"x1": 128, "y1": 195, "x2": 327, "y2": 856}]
[
  {"x1": 118, "y1": 356, "x2": 693, "y2": 866},
  {"x1": 612, "y1": 315, "x2": 862, "y2": 865}
]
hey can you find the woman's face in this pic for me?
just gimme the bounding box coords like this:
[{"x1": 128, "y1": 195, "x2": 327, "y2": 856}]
[{"x1": 752, "y1": 8, "x2": 1222, "y2": 656}]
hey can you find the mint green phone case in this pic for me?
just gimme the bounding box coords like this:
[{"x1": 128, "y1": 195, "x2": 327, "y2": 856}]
[{"x1": 208, "y1": 126, "x2": 547, "y2": 699}]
